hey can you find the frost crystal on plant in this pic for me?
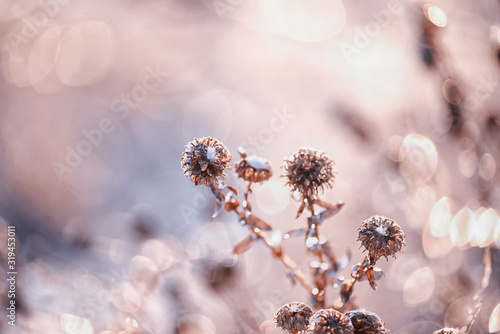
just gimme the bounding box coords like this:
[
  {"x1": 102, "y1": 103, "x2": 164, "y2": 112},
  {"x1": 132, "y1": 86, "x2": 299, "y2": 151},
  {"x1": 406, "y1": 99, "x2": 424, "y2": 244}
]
[
  {"x1": 181, "y1": 137, "x2": 232, "y2": 187},
  {"x1": 307, "y1": 309, "x2": 354, "y2": 334},
  {"x1": 274, "y1": 302, "x2": 313, "y2": 333},
  {"x1": 282, "y1": 148, "x2": 336, "y2": 198},
  {"x1": 357, "y1": 215, "x2": 406, "y2": 261},
  {"x1": 346, "y1": 309, "x2": 388, "y2": 334},
  {"x1": 235, "y1": 148, "x2": 272, "y2": 183}
]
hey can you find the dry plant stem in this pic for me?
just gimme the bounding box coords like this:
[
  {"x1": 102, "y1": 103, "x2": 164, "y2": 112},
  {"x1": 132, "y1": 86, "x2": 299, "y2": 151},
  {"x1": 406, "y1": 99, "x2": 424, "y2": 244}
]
[
  {"x1": 465, "y1": 246, "x2": 492, "y2": 334},
  {"x1": 244, "y1": 182, "x2": 252, "y2": 210},
  {"x1": 333, "y1": 255, "x2": 374, "y2": 312},
  {"x1": 304, "y1": 195, "x2": 344, "y2": 308},
  {"x1": 213, "y1": 182, "x2": 315, "y2": 294},
  {"x1": 305, "y1": 196, "x2": 326, "y2": 308},
  {"x1": 349, "y1": 256, "x2": 373, "y2": 294},
  {"x1": 305, "y1": 196, "x2": 343, "y2": 270}
]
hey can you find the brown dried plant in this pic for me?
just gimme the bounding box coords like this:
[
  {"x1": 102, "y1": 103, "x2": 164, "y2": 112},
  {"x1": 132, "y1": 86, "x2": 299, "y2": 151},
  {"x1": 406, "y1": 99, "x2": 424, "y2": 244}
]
[{"x1": 180, "y1": 137, "x2": 406, "y2": 333}]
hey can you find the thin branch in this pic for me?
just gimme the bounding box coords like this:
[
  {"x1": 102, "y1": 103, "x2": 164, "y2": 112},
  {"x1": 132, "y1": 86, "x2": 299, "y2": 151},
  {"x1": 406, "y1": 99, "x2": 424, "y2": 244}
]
[
  {"x1": 465, "y1": 246, "x2": 492, "y2": 334},
  {"x1": 211, "y1": 182, "x2": 315, "y2": 295}
]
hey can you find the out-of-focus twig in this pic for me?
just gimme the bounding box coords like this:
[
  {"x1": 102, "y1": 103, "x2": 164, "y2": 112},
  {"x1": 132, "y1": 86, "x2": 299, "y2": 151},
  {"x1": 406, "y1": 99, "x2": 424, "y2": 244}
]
[
  {"x1": 465, "y1": 246, "x2": 492, "y2": 334},
  {"x1": 210, "y1": 182, "x2": 315, "y2": 294}
]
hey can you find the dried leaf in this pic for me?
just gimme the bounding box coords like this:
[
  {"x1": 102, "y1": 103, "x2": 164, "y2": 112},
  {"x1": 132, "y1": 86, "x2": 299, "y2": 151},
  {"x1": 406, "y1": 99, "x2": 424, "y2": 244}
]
[
  {"x1": 233, "y1": 235, "x2": 256, "y2": 255},
  {"x1": 337, "y1": 250, "x2": 351, "y2": 272},
  {"x1": 296, "y1": 200, "x2": 306, "y2": 218},
  {"x1": 340, "y1": 279, "x2": 354, "y2": 304},
  {"x1": 351, "y1": 264, "x2": 363, "y2": 280},
  {"x1": 364, "y1": 267, "x2": 384, "y2": 290},
  {"x1": 316, "y1": 199, "x2": 345, "y2": 212},
  {"x1": 211, "y1": 201, "x2": 225, "y2": 220},
  {"x1": 316, "y1": 211, "x2": 329, "y2": 224},
  {"x1": 319, "y1": 239, "x2": 338, "y2": 271},
  {"x1": 307, "y1": 214, "x2": 318, "y2": 226},
  {"x1": 284, "y1": 228, "x2": 307, "y2": 239},
  {"x1": 226, "y1": 185, "x2": 238, "y2": 196},
  {"x1": 315, "y1": 199, "x2": 345, "y2": 223},
  {"x1": 372, "y1": 267, "x2": 384, "y2": 280},
  {"x1": 325, "y1": 268, "x2": 340, "y2": 285},
  {"x1": 224, "y1": 192, "x2": 239, "y2": 211},
  {"x1": 210, "y1": 184, "x2": 224, "y2": 202},
  {"x1": 350, "y1": 264, "x2": 360, "y2": 275},
  {"x1": 245, "y1": 213, "x2": 273, "y2": 231},
  {"x1": 366, "y1": 268, "x2": 377, "y2": 290},
  {"x1": 225, "y1": 201, "x2": 239, "y2": 212}
]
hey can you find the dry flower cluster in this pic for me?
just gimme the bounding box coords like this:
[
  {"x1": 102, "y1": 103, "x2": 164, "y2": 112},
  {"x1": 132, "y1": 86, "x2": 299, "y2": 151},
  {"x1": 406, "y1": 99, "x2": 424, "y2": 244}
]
[
  {"x1": 181, "y1": 137, "x2": 408, "y2": 331},
  {"x1": 181, "y1": 136, "x2": 492, "y2": 333}
]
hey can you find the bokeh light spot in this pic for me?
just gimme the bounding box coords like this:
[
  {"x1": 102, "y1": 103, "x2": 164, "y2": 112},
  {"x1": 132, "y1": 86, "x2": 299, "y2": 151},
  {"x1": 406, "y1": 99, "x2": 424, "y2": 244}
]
[
  {"x1": 60, "y1": 313, "x2": 94, "y2": 334},
  {"x1": 479, "y1": 153, "x2": 496, "y2": 181},
  {"x1": 423, "y1": 222, "x2": 454, "y2": 259},
  {"x1": 403, "y1": 267, "x2": 435, "y2": 305},
  {"x1": 129, "y1": 255, "x2": 160, "y2": 291},
  {"x1": 459, "y1": 149, "x2": 478, "y2": 178},
  {"x1": 475, "y1": 209, "x2": 497, "y2": 247},
  {"x1": 429, "y1": 197, "x2": 453, "y2": 238},
  {"x1": 445, "y1": 296, "x2": 473, "y2": 328},
  {"x1": 181, "y1": 89, "x2": 233, "y2": 143},
  {"x1": 56, "y1": 21, "x2": 114, "y2": 86},
  {"x1": 489, "y1": 302, "x2": 500, "y2": 333},
  {"x1": 424, "y1": 4, "x2": 447, "y2": 27},
  {"x1": 399, "y1": 134, "x2": 438, "y2": 183},
  {"x1": 259, "y1": 0, "x2": 346, "y2": 42},
  {"x1": 177, "y1": 314, "x2": 216, "y2": 334},
  {"x1": 442, "y1": 79, "x2": 462, "y2": 105},
  {"x1": 255, "y1": 180, "x2": 290, "y2": 214},
  {"x1": 450, "y1": 207, "x2": 475, "y2": 247}
]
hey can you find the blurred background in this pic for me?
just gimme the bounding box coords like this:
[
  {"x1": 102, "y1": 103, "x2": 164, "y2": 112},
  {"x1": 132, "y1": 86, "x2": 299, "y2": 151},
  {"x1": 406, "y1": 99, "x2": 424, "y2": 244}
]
[{"x1": 0, "y1": 0, "x2": 500, "y2": 333}]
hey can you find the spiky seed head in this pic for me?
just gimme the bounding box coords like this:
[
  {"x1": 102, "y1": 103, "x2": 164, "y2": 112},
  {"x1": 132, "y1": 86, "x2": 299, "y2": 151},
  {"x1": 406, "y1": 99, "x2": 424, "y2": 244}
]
[
  {"x1": 282, "y1": 148, "x2": 336, "y2": 198},
  {"x1": 181, "y1": 137, "x2": 232, "y2": 187},
  {"x1": 274, "y1": 302, "x2": 313, "y2": 333},
  {"x1": 346, "y1": 309, "x2": 388, "y2": 334},
  {"x1": 235, "y1": 149, "x2": 272, "y2": 183},
  {"x1": 307, "y1": 309, "x2": 354, "y2": 334},
  {"x1": 357, "y1": 215, "x2": 406, "y2": 261}
]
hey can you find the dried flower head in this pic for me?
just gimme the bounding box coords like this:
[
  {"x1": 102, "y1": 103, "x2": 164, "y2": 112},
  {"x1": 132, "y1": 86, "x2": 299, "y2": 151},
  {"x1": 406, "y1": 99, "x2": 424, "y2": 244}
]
[
  {"x1": 357, "y1": 215, "x2": 406, "y2": 261},
  {"x1": 433, "y1": 329, "x2": 461, "y2": 334},
  {"x1": 307, "y1": 309, "x2": 354, "y2": 334},
  {"x1": 235, "y1": 148, "x2": 272, "y2": 183},
  {"x1": 282, "y1": 148, "x2": 336, "y2": 198},
  {"x1": 181, "y1": 137, "x2": 232, "y2": 186},
  {"x1": 346, "y1": 309, "x2": 388, "y2": 334},
  {"x1": 274, "y1": 302, "x2": 313, "y2": 333}
]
